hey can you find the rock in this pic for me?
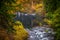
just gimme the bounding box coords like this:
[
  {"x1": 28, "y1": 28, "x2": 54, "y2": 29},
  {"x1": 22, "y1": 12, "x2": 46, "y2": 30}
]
[{"x1": 26, "y1": 27, "x2": 55, "y2": 40}]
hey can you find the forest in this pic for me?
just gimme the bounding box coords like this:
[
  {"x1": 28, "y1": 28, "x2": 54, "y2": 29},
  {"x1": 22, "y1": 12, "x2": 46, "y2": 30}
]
[{"x1": 0, "y1": 0, "x2": 60, "y2": 40}]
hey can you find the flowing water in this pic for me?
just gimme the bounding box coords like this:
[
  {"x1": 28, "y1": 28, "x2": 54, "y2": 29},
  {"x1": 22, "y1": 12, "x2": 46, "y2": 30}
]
[{"x1": 26, "y1": 27, "x2": 55, "y2": 40}]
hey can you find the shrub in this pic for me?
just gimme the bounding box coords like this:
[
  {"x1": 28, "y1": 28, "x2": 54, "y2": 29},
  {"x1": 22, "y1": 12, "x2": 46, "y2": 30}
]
[{"x1": 13, "y1": 21, "x2": 28, "y2": 40}]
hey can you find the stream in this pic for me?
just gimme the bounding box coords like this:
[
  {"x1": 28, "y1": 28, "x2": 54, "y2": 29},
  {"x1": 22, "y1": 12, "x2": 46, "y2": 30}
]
[{"x1": 26, "y1": 26, "x2": 55, "y2": 40}]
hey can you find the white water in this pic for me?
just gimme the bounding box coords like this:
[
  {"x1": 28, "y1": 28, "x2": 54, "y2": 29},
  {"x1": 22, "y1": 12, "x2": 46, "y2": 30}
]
[{"x1": 26, "y1": 27, "x2": 55, "y2": 40}]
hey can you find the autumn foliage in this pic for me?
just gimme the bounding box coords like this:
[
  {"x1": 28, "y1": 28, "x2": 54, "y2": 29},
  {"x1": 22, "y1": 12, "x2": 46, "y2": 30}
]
[{"x1": 13, "y1": 21, "x2": 28, "y2": 40}]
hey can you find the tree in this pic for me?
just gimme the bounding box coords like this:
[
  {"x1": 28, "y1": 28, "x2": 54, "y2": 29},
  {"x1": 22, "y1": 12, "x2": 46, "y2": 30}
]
[
  {"x1": 43, "y1": 0, "x2": 60, "y2": 40},
  {"x1": 0, "y1": 0, "x2": 21, "y2": 40}
]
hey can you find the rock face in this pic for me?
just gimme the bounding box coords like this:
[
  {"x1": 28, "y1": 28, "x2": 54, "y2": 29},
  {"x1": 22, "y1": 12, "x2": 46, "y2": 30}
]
[{"x1": 26, "y1": 27, "x2": 55, "y2": 40}]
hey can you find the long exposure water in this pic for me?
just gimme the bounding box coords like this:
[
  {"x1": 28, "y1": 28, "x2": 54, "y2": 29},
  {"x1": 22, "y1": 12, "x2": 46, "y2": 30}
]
[{"x1": 26, "y1": 26, "x2": 55, "y2": 40}]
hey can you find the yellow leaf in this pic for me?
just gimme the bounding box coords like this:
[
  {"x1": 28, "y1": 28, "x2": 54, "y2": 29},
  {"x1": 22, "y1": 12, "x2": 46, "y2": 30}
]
[{"x1": 13, "y1": 21, "x2": 28, "y2": 40}]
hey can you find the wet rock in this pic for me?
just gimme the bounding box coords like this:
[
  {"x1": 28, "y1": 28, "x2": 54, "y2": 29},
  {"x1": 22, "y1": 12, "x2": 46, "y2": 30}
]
[{"x1": 26, "y1": 27, "x2": 55, "y2": 40}]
